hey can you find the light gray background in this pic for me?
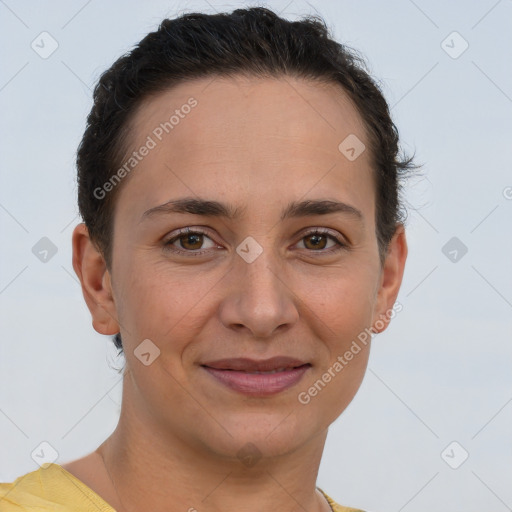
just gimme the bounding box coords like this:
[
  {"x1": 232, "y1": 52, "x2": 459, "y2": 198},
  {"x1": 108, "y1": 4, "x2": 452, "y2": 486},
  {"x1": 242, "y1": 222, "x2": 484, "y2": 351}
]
[{"x1": 1, "y1": 0, "x2": 511, "y2": 510}]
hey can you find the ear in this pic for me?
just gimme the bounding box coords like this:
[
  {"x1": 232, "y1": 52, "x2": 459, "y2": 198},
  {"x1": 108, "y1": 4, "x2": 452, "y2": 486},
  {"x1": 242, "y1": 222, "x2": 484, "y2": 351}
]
[
  {"x1": 72, "y1": 223, "x2": 120, "y2": 335},
  {"x1": 371, "y1": 224, "x2": 408, "y2": 334}
]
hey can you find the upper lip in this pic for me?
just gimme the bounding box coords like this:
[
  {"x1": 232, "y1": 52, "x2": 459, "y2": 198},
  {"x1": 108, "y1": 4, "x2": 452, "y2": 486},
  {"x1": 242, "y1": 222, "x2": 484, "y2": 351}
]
[{"x1": 201, "y1": 356, "x2": 310, "y2": 372}]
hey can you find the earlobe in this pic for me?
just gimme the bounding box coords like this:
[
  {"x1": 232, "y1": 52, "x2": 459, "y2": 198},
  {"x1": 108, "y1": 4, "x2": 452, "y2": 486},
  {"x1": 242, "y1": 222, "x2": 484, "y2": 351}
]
[
  {"x1": 371, "y1": 224, "x2": 408, "y2": 334},
  {"x1": 72, "y1": 223, "x2": 120, "y2": 335}
]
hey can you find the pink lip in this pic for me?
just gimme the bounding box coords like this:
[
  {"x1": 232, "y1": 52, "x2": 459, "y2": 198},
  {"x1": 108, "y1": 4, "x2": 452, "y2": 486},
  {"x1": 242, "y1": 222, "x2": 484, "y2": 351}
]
[
  {"x1": 201, "y1": 364, "x2": 311, "y2": 396},
  {"x1": 201, "y1": 356, "x2": 308, "y2": 372}
]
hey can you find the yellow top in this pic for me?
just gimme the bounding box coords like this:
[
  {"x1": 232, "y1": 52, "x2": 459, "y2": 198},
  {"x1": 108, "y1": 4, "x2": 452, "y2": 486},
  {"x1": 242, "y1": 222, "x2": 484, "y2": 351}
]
[{"x1": 0, "y1": 463, "x2": 365, "y2": 512}]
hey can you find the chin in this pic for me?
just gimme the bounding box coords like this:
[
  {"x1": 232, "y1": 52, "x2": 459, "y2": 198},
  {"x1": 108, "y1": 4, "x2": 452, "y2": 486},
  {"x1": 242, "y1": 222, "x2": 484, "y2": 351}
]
[{"x1": 198, "y1": 411, "x2": 320, "y2": 462}]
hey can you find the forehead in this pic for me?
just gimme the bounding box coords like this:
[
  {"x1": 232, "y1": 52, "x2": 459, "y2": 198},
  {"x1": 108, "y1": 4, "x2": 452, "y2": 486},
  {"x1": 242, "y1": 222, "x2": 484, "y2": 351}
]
[
  {"x1": 114, "y1": 75, "x2": 374, "y2": 225},
  {"x1": 131, "y1": 74, "x2": 368, "y2": 151}
]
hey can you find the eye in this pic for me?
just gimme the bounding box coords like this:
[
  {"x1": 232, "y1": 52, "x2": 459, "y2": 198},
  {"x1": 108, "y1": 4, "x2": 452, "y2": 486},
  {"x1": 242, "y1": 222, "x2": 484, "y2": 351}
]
[
  {"x1": 163, "y1": 227, "x2": 219, "y2": 256},
  {"x1": 163, "y1": 226, "x2": 348, "y2": 257},
  {"x1": 295, "y1": 229, "x2": 347, "y2": 254}
]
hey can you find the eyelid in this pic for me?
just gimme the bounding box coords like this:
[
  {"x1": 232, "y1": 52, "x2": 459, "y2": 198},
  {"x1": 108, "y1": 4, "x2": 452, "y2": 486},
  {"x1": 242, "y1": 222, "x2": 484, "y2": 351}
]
[{"x1": 296, "y1": 226, "x2": 347, "y2": 244}]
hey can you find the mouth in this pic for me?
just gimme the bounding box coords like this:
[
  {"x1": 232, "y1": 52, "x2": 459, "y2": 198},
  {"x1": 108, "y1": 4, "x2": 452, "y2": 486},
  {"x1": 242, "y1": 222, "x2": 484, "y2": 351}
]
[{"x1": 200, "y1": 357, "x2": 312, "y2": 396}]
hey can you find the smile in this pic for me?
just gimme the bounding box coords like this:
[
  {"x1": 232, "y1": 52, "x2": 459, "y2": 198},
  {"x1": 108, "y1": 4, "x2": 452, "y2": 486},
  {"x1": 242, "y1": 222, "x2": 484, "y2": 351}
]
[{"x1": 201, "y1": 363, "x2": 312, "y2": 396}]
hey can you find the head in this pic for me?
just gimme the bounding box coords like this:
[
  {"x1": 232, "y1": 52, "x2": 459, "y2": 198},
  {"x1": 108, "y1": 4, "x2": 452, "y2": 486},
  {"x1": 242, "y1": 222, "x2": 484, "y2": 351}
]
[{"x1": 73, "y1": 7, "x2": 415, "y2": 459}]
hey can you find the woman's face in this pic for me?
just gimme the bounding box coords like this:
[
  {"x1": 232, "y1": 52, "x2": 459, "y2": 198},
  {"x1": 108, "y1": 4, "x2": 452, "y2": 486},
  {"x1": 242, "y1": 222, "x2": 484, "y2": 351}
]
[{"x1": 82, "y1": 75, "x2": 406, "y2": 459}]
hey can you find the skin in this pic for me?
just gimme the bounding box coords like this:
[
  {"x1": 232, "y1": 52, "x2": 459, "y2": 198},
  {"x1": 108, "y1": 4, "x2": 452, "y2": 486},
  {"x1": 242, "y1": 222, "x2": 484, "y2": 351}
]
[{"x1": 66, "y1": 75, "x2": 407, "y2": 512}]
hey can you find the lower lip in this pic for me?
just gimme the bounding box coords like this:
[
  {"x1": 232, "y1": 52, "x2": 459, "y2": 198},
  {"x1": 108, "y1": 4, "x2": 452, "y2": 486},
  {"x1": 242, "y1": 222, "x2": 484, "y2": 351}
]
[{"x1": 202, "y1": 364, "x2": 311, "y2": 396}]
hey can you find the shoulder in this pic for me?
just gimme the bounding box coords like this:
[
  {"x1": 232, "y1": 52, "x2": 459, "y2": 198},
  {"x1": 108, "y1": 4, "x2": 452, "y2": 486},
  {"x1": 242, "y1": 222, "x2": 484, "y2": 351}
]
[
  {"x1": 0, "y1": 465, "x2": 47, "y2": 511},
  {"x1": 318, "y1": 487, "x2": 367, "y2": 512},
  {"x1": 0, "y1": 463, "x2": 114, "y2": 511}
]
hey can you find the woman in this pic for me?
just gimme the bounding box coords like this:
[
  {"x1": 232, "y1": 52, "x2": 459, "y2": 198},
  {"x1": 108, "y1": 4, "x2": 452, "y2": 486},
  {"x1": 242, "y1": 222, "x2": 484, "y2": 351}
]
[{"x1": 0, "y1": 7, "x2": 413, "y2": 511}]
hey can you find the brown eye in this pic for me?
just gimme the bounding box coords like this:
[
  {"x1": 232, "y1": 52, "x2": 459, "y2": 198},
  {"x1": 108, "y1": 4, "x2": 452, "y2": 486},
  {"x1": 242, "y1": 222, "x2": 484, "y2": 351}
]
[
  {"x1": 179, "y1": 233, "x2": 204, "y2": 250},
  {"x1": 164, "y1": 228, "x2": 218, "y2": 255},
  {"x1": 297, "y1": 230, "x2": 345, "y2": 252},
  {"x1": 303, "y1": 233, "x2": 329, "y2": 250}
]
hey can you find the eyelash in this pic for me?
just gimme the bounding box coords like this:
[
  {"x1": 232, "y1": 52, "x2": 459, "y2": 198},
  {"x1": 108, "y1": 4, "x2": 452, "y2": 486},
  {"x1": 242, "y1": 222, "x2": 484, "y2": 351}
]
[{"x1": 162, "y1": 227, "x2": 348, "y2": 257}]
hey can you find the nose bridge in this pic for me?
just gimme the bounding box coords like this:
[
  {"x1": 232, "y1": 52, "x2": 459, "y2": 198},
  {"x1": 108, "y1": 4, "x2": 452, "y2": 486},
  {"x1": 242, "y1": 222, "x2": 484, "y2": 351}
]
[
  {"x1": 236, "y1": 234, "x2": 283, "y2": 299},
  {"x1": 219, "y1": 234, "x2": 298, "y2": 337}
]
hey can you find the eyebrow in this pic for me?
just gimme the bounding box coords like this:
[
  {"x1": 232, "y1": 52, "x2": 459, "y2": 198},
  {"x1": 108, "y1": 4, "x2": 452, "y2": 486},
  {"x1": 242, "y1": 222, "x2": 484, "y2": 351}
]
[{"x1": 140, "y1": 197, "x2": 364, "y2": 224}]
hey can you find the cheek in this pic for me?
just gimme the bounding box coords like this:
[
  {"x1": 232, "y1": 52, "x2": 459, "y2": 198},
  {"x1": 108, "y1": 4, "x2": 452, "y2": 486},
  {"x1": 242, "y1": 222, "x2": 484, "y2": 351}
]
[
  {"x1": 296, "y1": 278, "x2": 373, "y2": 421},
  {"x1": 295, "y1": 265, "x2": 377, "y2": 346},
  {"x1": 115, "y1": 259, "x2": 219, "y2": 355}
]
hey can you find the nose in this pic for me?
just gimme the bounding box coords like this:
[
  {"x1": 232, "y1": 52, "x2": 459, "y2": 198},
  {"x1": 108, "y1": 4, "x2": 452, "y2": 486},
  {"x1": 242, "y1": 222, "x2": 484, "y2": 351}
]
[{"x1": 218, "y1": 244, "x2": 299, "y2": 339}]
